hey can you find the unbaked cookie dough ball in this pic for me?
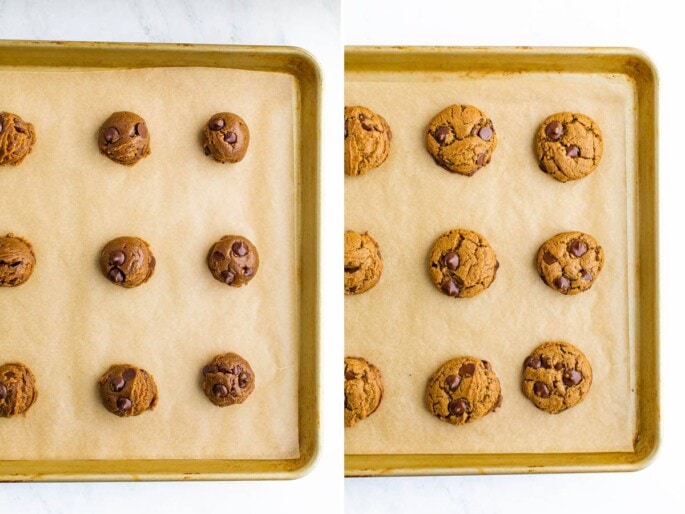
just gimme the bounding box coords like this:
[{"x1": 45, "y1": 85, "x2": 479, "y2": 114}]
[
  {"x1": 99, "y1": 236, "x2": 156, "y2": 288},
  {"x1": 201, "y1": 353, "x2": 255, "y2": 407},
  {"x1": 202, "y1": 112, "x2": 250, "y2": 163},
  {"x1": 207, "y1": 235, "x2": 259, "y2": 287},
  {"x1": 0, "y1": 233, "x2": 36, "y2": 287},
  {"x1": 98, "y1": 111, "x2": 151, "y2": 166},
  {"x1": 0, "y1": 362, "x2": 38, "y2": 418},
  {"x1": 0, "y1": 112, "x2": 36, "y2": 167},
  {"x1": 98, "y1": 364, "x2": 158, "y2": 417}
]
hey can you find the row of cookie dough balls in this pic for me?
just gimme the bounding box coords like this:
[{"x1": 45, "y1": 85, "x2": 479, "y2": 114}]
[
  {"x1": 344, "y1": 341, "x2": 593, "y2": 428},
  {"x1": 344, "y1": 105, "x2": 603, "y2": 183},
  {"x1": 0, "y1": 110, "x2": 250, "y2": 167},
  {"x1": 0, "y1": 353, "x2": 255, "y2": 419},
  {"x1": 344, "y1": 228, "x2": 605, "y2": 297},
  {"x1": 0, "y1": 234, "x2": 259, "y2": 289}
]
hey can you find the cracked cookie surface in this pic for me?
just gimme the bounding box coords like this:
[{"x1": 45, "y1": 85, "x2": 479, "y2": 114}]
[
  {"x1": 536, "y1": 231, "x2": 604, "y2": 295},
  {"x1": 535, "y1": 112, "x2": 603, "y2": 182},
  {"x1": 0, "y1": 362, "x2": 38, "y2": 417},
  {"x1": 98, "y1": 364, "x2": 158, "y2": 417},
  {"x1": 425, "y1": 104, "x2": 497, "y2": 176},
  {"x1": 426, "y1": 356, "x2": 502, "y2": 425},
  {"x1": 202, "y1": 353, "x2": 255, "y2": 407},
  {"x1": 345, "y1": 356, "x2": 383, "y2": 428},
  {"x1": 98, "y1": 111, "x2": 150, "y2": 166},
  {"x1": 203, "y1": 112, "x2": 250, "y2": 163},
  {"x1": 99, "y1": 236, "x2": 156, "y2": 288},
  {"x1": 344, "y1": 106, "x2": 392, "y2": 176},
  {"x1": 0, "y1": 233, "x2": 36, "y2": 287},
  {"x1": 0, "y1": 112, "x2": 36, "y2": 167},
  {"x1": 344, "y1": 230, "x2": 383, "y2": 295},
  {"x1": 522, "y1": 341, "x2": 592, "y2": 414}
]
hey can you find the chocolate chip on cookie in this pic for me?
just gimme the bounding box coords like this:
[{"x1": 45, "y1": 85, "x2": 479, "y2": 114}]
[
  {"x1": 207, "y1": 235, "x2": 260, "y2": 287},
  {"x1": 202, "y1": 353, "x2": 255, "y2": 407},
  {"x1": 0, "y1": 233, "x2": 36, "y2": 287},
  {"x1": 0, "y1": 112, "x2": 36, "y2": 167},
  {"x1": 344, "y1": 230, "x2": 383, "y2": 295},
  {"x1": 344, "y1": 356, "x2": 383, "y2": 427},
  {"x1": 344, "y1": 106, "x2": 392, "y2": 176},
  {"x1": 202, "y1": 112, "x2": 250, "y2": 163},
  {"x1": 99, "y1": 236, "x2": 156, "y2": 288},
  {"x1": 98, "y1": 364, "x2": 158, "y2": 417},
  {"x1": 98, "y1": 112, "x2": 151, "y2": 166},
  {"x1": 0, "y1": 362, "x2": 38, "y2": 417}
]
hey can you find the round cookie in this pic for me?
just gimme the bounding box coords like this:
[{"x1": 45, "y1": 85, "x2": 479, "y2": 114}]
[
  {"x1": 536, "y1": 231, "x2": 604, "y2": 295},
  {"x1": 0, "y1": 362, "x2": 38, "y2": 417},
  {"x1": 428, "y1": 229, "x2": 498, "y2": 298},
  {"x1": 425, "y1": 104, "x2": 497, "y2": 176},
  {"x1": 201, "y1": 353, "x2": 255, "y2": 407},
  {"x1": 0, "y1": 112, "x2": 36, "y2": 167},
  {"x1": 98, "y1": 364, "x2": 158, "y2": 417},
  {"x1": 344, "y1": 106, "x2": 392, "y2": 176},
  {"x1": 344, "y1": 230, "x2": 383, "y2": 295},
  {"x1": 0, "y1": 233, "x2": 36, "y2": 287},
  {"x1": 99, "y1": 236, "x2": 156, "y2": 288},
  {"x1": 98, "y1": 111, "x2": 151, "y2": 166},
  {"x1": 207, "y1": 235, "x2": 259, "y2": 287},
  {"x1": 202, "y1": 112, "x2": 250, "y2": 163},
  {"x1": 426, "y1": 356, "x2": 502, "y2": 425},
  {"x1": 535, "y1": 112, "x2": 603, "y2": 182},
  {"x1": 522, "y1": 341, "x2": 592, "y2": 414},
  {"x1": 344, "y1": 356, "x2": 383, "y2": 428}
]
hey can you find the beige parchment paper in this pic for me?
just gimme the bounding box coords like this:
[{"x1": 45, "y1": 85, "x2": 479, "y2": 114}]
[
  {"x1": 0, "y1": 67, "x2": 299, "y2": 460},
  {"x1": 345, "y1": 71, "x2": 637, "y2": 454}
]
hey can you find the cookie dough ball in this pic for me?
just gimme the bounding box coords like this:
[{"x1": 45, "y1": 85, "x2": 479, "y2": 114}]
[
  {"x1": 98, "y1": 111, "x2": 151, "y2": 166},
  {"x1": 99, "y1": 236, "x2": 156, "y2": 288},
  {"x1": 522, "y1": 341, "x2": 592, "y2": 414},
  {"x1": 344, "y1": 106, "x2": 392, "y2": 176},
  {"x1": 98, "y1": 364, "x2": 158, "y2": 417},
  {"x1": 207, "y1": 235, "x2": 259, "y2": 287},
  {"x1": 344, "y1": 356, "x2": 383, "y2": 428},
  {"x1": 536, "y1": 231, "x2": 604, "y2": 295},
  {"x1": 535, "y1": 112, "x2": 603, "y2": 182},
  {"x1": 0, "y1": 112, "x2": 36, "y2": 167},
  {"x1": 0, "y1": 362, "x2": 38, "y2": 418},
  {"x1": 0, "y1": 233, "x2": 36, "y2": 287},
  {"x1": 428, "y1": 229, "x2": 499, "y2": 299},
  {"x1": 426, "y1": 356, "x2": 502, "y2": 425},
  {"x1": 426, "y1": 104, "x2": 497, "y2": 176},
  {"x1": 202, "y1": 112, "x2": 250, "y2": 163},
  {"x1": 344, "y1": 230, "x2": 383, "y2": 295},
  {"x1": 202, "y1": 353, "x2": 255, "y2": 407}
]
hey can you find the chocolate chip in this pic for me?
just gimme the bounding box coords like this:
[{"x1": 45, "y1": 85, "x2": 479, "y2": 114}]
[
  {"x1": 213, "y1": 383, "x2": 229, "y2": 398},
  {"x1": 458, "y1": 362, "x2": 476, "y2": 377},
  {"x1": 448, "y1": 398, "x2": 470, "y2": 416},
  {"x1": 533, "y1": 381, "x2": 550, "y2": 398},
  {"x1": 581, "y1": 270, "x2": 593, "y2": 281},
  {"x1": 0, "y1": 122, "x2": 3, "y2": 133},
  {"x1": 543, "y1": 251, "x2": 557, "y2": 265},
  {"x1": 441, "y1": 279, "x2": 460, "y2": 297},
  {"x1": 434, "y1": 125, "x2": 450, "y2": 143},
  {"x1": 476, "y1": 152, "x2": 487, "y2": 166},
  {"x1": 482, "y1": 360, "x2": 492, "y2": 371},
  {"x1": 107, "y1": 268, "x2": 125, "y2": 284},
  {"x1": 232, "y1": 241, "x2": 248, "y2": 257},
  {"x1": 553, "y1": 275, "x2": 570, "y2": 291},
  {"x1": 361, "y1": 120, "x2": 373, "y2": 131},
  {"x1": 4, "y1": 371, "x2": 15, "y2": 379},
  {"x1": 122, "y1": 368, "x2": 136, "y2": 381},
  {"x1": 204, "y1": 146, "x2": 211, "y2": 156},
  {"x1": 224, "y1": 131, "x2": 237, "y2": 144},
  {"x1": 117, "y1": 397, "x2": 132, "y2": 411},
  {"x1": 445, "y1": 374, "x2": 461, "y2": 391},
  {"x1": 541, "y1": 357, "x2": 553, "y2": 369},
  {"x1": 222, "y1": 270, "x2": 235, "y2": 284},
  {"x1": 568, "y1": 239, "x2": 588, "y2": 257},
  {"x1": 545, "y1": 121, "x2": 563, "y2": 140},
  {"x1": 358, "y1": 113, "x2": 366, "y2": 121},
  {"x1": 566, "y1": 145, "x2": 580, "y2": 157},
  {"x1": 478, "y1": 126, "x2": 493, "y2": 141},
  {"x1": 149, "y1": 255, "x2": 156, "y2": 271},
  {"x1": 554, "y1": 362, "x2": 565, "y2": 370},
  {"x1": 563, "y1": 369, "x2": 582, "y2": 386},
  {"x1": 243, "y1": 267, "x2": 254, "y2": 277},
  {"x1": 212, "y1": 251, "x2": 225, "y2": 261},
  {"x1": 209, "y1": 118, "x2": 225, "y2": 131},
  {"x1": 14, "y1": 121, "x2": 26, "y2": 134},
  {"x1": 345, "y1": 370, "x2": 356, "y2": 380},
  {"x1": 524, "y1": 355, "x2": 542, "y2": 369},
  {"x1": 135, "y1": 123, "x2": 148, "y2": 137},
  {"x1": 344, "y1": 127, "x2": 348, "y2": 138},
  {"x1": 103, "y1": 126, "x2": 120, "y2": 144},
  {"x1": 0, "y1": 384, "x2": 6, "y2": 400},
  {"x1": 238, "y1": 372, "x2": 249, "y2": 387},
  {"x1": 493, "y1": 395, "x2": 503, "y2": 410},
  {"x1": 110, "y1": 250, "x2": 126, "y2": 266},
  {"x1": 444, "y1": 252, "x2": 459, "y2": 270},
  {"x1": 203, "y1": 365, "x2": 218, "y2": 376},
  {"x1": 219, "y1": 365, "x2": 232, "y2": 373},
  {"x1": 110, "y1": 376, "x2": 125, "y2": 392}
]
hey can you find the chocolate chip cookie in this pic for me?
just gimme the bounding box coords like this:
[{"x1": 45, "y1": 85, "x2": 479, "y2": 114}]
[
  {"x1": 0, "y1": 362, "x2": 38, "y2": 417},
  {"x1": 426, "y1": 357, "x2": 502, "y2": 425},
  {"x1": 535, "y1": 112, "x2": 603, "y2": 182},
  {"x1": 536, "y1": 231, "x2": 604, "y2": 295},
  {"x1": 207, "y1": 235, "x2": 259, "y2": 287},
  {"x1": 522, "y1": 341, "x2": 592, "y2": 414},
  {"x1": 98, "y1": 364, "x2": 158, "y2": 417},
  {"x1": 202, "y1": 112, "x2": 250, "y2": 163},
  {"x1": 344, "y1": 356, "x2": 383, "y2": 428},
  {"x1": 426, "y1": 104, "x2": 497, "y2": 176},
  {"x1": 201, "y1": 353, "x2": 255, "y2": 407},
  {"x1": 98, "y1": 111, "x2": 151, "y2": 166},
  {"x1": 0, "y1": 112, "x2": 36, "y2": 167},
  {"x1": 99, "y1": 236, "x2": 156, "y2": 288},
  {"x1": 344, "y1": 106, "x2": 392, "y2": 176},
  {"x1": 0, "y1": 233, "x2": 36, "y2": 287},
  {"x1": 344, "y1": 230, "x2": 383, "y2": 295}
]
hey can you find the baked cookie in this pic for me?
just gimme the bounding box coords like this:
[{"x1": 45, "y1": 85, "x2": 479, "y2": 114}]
[
  {"x1": 426, "y1": 104, "x2": 497, "y2": 176},
  {"x1": 428, "y1": 229, "x2": 498, "y2": 298},
  {"x1": 344, "y1": 106, "x2": 392, "y2": 176},
  {"x1": 535, "y1": 112, "x2": 603, "y2": 182},
  {"x1": 426, "y1": 356, "x2": 502, "y2": 425},
  {"x1": 0, "y1": 362, "x2": 38, "y2": 417},
  {"x1": 202, "y1": 112, "x2": 250, "y2": 163},
  {"x1": 201, "y1": 353, "x2": 255, "y2": 407},
  {"x1": 344, "y1": 230, "x2": 383, "y2": 295},
  {"x1": 536, "y1": 231, "x2": 604, "y2": 295},
  {"x1": 0, "y1": 233, "x2": 36, "y2": 287},
  {"x1": 98, "y1": 111, "x2": 151, "y2": 166},
  {"x1": 0, "y1": 112, "x2": 36, "y2": 166},
  {"x1": 207, "y1": 235, "x2": 259, "y2": 287},
  {"x1": 98, "y1": 364, "x2": 158, "y2": 417},
  {"x1": 344, "y1": 356, "x2": 383, "y2": 428},
  {"x1": 522, "y1": 341, "x2": 592, "y2": 414},
  {"x1": 99, "y1": 236, "x2": 156, "y2": 288}
]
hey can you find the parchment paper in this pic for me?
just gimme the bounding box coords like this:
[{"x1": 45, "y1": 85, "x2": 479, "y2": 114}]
[
  {"x1": 345, "y1": 71, "x2": 637, "y2": 454},
  {"x1": 0, "y1": 67, "x2": 299, "y2": 460}
]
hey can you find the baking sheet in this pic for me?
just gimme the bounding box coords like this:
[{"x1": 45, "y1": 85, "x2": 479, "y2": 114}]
[
  {"x1": 0, "y1": 66, "x2": 299, "y2": 460},
  {"x1": 345, "y1": 72, "x2": 637, "y2": 454}
]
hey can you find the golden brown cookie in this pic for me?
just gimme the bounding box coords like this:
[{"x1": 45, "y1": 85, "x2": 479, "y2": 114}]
[
  {"x1": 0, "y1": 233, "x2": 36, "y2": 287},
  {"x1": 536, "y1": 231, "x2": 604, "y2": 295},
  {"x1": 522, "y1": 341, "x2": 592, "y2": 414},
  {"x1": 0, "y1": 362, "x2": 38, "y2": 417},
  {"x1": 344, "y1": 230, "x2": 383, "y2": 295},
  {"x1": 535, "y1": 112, "x2": 603, "y2": 182},
  {"x1": 344, "y1": 356, "x2": 383, "y2": 428},
  {"x1": 0, "y1": 112, "x2": 36, "y2": 167},
  {"x1": 98, "y1": 111, "x2": 150, "y2": 166},
  {"x1": 98, "y1": 364, "x2": 158, "y2": 417},
  {"x1": 426, "y1": 356, "x2": 502, "y2": 425},
  {"x1": 425, "y1": 104, "x2": 497, "y2": 176},
  {"x1": 201, "y1": 353, "x2": 255, "y2": 407},
  {"x1": 344, "y1": 106, "x2": 392, "y2": 176},
  {"x1": 99, "y1": 236, "x2": 156, "y2": 288},
  {"x1": 202, "y1": 112, "x2": 250, "y2": 163},
  {"x1": 207, "y1": 235, "x2": 259, "y2": 287}
]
